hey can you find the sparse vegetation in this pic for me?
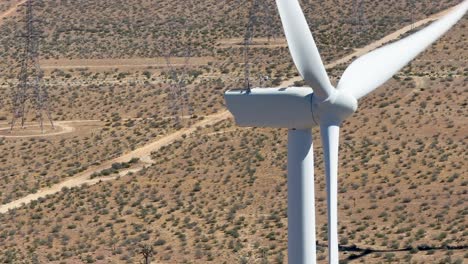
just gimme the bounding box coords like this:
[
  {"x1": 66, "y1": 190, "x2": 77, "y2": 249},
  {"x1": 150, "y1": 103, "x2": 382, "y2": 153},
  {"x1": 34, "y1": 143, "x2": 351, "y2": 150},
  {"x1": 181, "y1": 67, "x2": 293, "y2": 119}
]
[{"x1": 0, "y1": 0, "x2": 466, "y2": 263}]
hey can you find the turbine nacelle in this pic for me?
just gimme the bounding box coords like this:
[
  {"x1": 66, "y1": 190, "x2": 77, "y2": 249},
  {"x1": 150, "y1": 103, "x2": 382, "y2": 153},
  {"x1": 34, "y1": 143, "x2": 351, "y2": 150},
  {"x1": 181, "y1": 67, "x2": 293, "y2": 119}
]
[
  {"x1": 225, "y1": 87, "x2": 317, "y2": 129},
  {"x1": 224, "y1": 87, "x2": 358, "y2": 129}
]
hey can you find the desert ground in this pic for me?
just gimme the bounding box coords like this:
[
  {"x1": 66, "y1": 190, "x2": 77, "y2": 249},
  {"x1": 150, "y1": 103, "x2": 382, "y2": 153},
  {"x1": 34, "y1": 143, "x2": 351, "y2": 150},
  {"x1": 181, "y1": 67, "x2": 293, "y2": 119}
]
[{"x1": 0, "y1": 0, "x2": 466, "y2": 263}]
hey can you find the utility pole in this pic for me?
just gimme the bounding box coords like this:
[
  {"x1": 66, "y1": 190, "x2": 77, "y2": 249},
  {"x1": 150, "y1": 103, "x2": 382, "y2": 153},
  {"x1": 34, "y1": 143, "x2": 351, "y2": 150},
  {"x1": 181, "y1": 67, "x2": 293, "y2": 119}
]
[{"x1": 10, "y1": 0, "x2": 53, "y2": 133}]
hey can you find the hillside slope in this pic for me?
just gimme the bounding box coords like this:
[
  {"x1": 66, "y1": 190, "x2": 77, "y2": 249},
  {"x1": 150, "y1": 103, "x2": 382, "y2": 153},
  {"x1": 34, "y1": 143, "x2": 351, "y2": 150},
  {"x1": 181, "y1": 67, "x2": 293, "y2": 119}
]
[{"x1": 0, "y1": 0, "x2": 466, "y2": 263}]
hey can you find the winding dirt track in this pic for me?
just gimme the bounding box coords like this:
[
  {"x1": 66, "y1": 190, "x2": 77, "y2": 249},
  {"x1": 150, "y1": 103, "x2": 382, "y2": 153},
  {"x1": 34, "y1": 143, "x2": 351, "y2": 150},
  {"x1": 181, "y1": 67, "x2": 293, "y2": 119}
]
[
  {"x1": 40, "y1": 57, "x2": 213, "y2": 71},
  {"x1": 0, "y1": 4, "x2": 459, "y2": 214},
  {"x1": 0, "y1": 120, "x2": 100, "y2": 138},
  {"x1": 0, "y1": 111, "x2": 230, "y2": 213},
  {"x1": 0, "y1": 0, "x2": 26, "y2": 22}
]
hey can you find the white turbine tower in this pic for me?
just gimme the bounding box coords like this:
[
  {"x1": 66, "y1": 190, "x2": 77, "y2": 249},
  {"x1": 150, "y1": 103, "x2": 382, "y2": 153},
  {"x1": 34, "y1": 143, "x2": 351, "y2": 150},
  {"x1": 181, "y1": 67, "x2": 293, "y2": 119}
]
[{"x1": 224, "y1": 0, "x2": 468, "y2": 263}]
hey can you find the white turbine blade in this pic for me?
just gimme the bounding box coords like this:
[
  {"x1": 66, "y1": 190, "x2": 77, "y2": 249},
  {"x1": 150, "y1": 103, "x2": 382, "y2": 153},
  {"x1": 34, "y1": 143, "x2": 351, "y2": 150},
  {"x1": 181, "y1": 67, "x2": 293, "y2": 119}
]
[
  {"x1": 337, "y1": 0, "x2": 468, "y2": 100},
  {"x1": 320, "y1": 123, "x2": 340, "y2": 264},
  {"x1": 276, "y1": 0, "x2": 335, "y2": 100}
]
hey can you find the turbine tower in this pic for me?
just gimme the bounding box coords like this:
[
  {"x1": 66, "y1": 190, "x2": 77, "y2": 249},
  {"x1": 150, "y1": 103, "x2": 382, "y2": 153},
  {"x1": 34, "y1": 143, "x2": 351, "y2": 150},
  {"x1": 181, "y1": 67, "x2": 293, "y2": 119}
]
[{"x1": 224, "y1": 0, "x2": 468, "y2": 263}]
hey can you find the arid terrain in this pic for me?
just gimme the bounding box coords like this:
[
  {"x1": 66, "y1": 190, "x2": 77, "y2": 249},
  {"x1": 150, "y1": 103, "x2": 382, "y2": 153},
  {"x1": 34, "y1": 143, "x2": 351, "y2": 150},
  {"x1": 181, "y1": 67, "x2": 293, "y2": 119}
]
[{"x1": 0, "y1": 0, "x2": 466, "y2": 263}]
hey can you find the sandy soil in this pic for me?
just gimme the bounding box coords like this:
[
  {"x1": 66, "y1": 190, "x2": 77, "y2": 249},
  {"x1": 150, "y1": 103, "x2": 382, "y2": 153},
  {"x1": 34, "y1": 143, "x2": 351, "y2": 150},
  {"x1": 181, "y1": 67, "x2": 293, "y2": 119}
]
[
  {"x1": 0, "y1": 3, "x2": 460, "y2": 214},
  {"x1": 40, "y1": 57, "x2": 214, "y2": 71},
  {"x1": 0, "y1": 0, "x2": 26, "y2": 22},
  {"x1": 402, "y1": 76, "x2": 427, "y2": 99},
  {"x1": 0, "y1": 111, "x2": 231, "y2": 213},
  {"x1": 217, "y1": 37, "x2": 288, "y2": 48},
  {"x1": 0, "y1": 120, "x2": 100, "y2": 138}
]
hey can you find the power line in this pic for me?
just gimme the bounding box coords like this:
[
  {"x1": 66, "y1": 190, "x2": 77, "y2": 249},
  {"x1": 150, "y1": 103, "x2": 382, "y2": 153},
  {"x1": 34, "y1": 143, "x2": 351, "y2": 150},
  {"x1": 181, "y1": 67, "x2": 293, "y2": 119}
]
[
  {"x1": 410, "y1": 0, "x2": 415, "y2": 30},
  {"x1": 163, "y1": 42, "x2": 192, "y2": 128},
  {"x1": 242, "y1": 0, "x2": 276, "y2": 91},
  {"x1": 243, "y1": 0, "x2": 259, "y2": 91},
  {"x1": 10, "y1": 0, "x2": 54, "y2": 133},
  {"x1": 352, "y1": 0, "x2": 367, "y2": 35}
]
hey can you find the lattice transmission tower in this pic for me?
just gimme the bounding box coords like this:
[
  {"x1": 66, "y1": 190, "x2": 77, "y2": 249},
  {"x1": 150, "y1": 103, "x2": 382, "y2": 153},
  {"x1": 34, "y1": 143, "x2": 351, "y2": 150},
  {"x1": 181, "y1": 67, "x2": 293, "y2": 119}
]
[
  {"x1": 243, "y1": 0, "x2": 276, "y2": 91},
  {"x1": 219, "y1": 0, "x2": 276, "y2": 89},
  {"x1": 243, "y1": 0, "x2": 258, "y2": 91},
  {"x1": 10, "y1": 0, "x2": 53, "y2": 133},
  {"x1": 164, "y1": 46, "x2": 192, "y2": 128},
  {"x1": 410, "y1": 0, "x2": 415, "y2": 30},
  {"x1": 352, "y1": 0, "x2": 368, "y2": 34}
]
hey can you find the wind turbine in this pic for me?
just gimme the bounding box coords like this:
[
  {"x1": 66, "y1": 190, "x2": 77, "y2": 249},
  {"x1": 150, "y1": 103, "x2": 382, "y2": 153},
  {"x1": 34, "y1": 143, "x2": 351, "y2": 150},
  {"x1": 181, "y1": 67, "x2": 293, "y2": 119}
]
[{"x1": 224, "y1": 0, "x2": 468, "y2": 263}]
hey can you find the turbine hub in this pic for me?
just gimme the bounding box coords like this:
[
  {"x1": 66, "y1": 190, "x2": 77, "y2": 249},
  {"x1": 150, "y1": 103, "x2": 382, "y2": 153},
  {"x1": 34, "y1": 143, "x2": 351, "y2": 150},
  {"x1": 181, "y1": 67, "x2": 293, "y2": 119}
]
[{"x1": 312, "y1": 90, "x2": 358, "y2": 124}]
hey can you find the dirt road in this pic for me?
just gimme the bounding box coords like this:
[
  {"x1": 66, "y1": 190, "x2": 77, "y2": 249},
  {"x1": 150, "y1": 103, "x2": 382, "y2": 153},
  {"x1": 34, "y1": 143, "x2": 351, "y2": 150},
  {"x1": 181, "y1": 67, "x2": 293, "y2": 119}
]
[
  {"x1": 0, "y1": 111, "x2": 230, "y2": 213},
  {"x1": 217, "y1": 37, "x2": 288, "y2": 49},
  {"x1": 402, "y1": 76, "x2": 427, "y2": 100},
  {"x1": 0, "y1": 4, "x2": 459, "y2": 214},
  {"x1": 0, "y1": 120, "x2": 100, "y2": 138},
  {"x1": 0, "y1": 0, "x2": 26, "y2": 22},
  {"x1": 40, "y1": 57, "x2": 214, "y2": 71}
]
